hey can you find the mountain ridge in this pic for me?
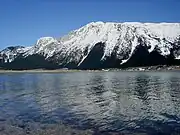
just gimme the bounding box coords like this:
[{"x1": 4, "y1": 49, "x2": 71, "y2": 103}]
[{"x1": 0, "y1": 22, "x2": 180, "y2": 69}]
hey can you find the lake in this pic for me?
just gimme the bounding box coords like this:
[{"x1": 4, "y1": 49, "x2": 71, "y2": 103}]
[{"x1": 0, "y1": 71, "x2": 180, "y2": 135}]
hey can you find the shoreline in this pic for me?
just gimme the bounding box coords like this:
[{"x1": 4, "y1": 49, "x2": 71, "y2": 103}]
[{"x1": 0, "y1": 65, "x2": 180, "y2": 73}]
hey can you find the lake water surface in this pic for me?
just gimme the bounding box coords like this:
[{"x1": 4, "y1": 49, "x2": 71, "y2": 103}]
[{"x1": 0, "y1": 71, "x2": 180, "y2": 135}]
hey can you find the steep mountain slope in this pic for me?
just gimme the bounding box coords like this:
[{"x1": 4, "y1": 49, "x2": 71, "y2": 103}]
[
  {"x1": 0, "y1": 46, "x2": 31, "y2": 63},
  {"x1": 1, "y1": 22, "x2": 180, "y2": 69}
]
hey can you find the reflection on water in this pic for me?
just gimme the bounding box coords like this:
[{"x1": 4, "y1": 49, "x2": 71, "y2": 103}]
[{"x1": 0, "y1": 71, "x2": 180, "y2": 134}]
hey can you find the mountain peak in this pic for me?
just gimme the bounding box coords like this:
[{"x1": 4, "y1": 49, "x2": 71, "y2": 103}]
[
  {"x1": 36, "y1": 37, "x2": 56, "y2": 46},
  {"x1": 87, "y1": 21, "x2": 104, "y2": 25}
]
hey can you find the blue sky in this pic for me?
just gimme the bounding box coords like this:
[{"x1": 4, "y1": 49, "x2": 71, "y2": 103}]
[{"x1": 0, "y1": 0, "x2": 180, "y2": 49}]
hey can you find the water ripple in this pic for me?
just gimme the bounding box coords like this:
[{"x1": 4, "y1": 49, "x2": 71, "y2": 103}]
[{"x1": 0, "y1": 71, "x2": 180, "y2": 134}]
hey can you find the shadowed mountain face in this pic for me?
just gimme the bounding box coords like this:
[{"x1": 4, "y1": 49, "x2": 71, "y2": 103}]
[
  {"x1": 1, "y1": 44, "x2": 180, "y2": 70},
  {"x1": 78, "y1": 42, "x2": 105, "y2": 69},
  {"x1": 0, "y1": 54, "x2": 60, "y2": 70},
  {"x1": 122, "y1": 44, "x2": 180, "y2": 68},
  {"x1": 122, "y1": 45, "x2": 168, "y2": 67},
  {"x1": 1, "y1": 22, "x2": 180, "y2": 69}
]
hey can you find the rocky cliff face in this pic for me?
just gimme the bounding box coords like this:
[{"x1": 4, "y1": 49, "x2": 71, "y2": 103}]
[{"x1": 1, "y1": 22, "x2": 180, "y2": 69}]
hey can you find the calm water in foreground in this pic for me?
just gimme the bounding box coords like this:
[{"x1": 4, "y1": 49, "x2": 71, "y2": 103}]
[{"x1": 0, "y1": 71, "x2": 180, "y2": 135}]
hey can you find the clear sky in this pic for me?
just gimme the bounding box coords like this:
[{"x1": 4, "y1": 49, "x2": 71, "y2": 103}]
[{"x1": 0, "y1": 0, "x2": 180, "y2": 49}]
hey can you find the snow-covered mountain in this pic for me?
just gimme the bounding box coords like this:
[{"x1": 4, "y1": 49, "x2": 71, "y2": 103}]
[{"x1": 1, "y1": 22, "x2": 180, "y2": 69}]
